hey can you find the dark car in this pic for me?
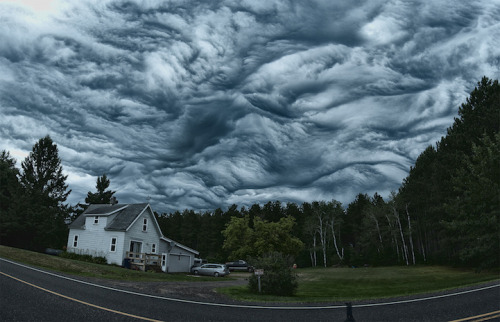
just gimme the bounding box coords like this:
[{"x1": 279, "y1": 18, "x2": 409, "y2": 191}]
[
  {"x1": 192, "y1": 264, "x2": 229, "y2": 277},
  {"x1": 225, "y1": 260, "x2": 254, "y2": 272}
]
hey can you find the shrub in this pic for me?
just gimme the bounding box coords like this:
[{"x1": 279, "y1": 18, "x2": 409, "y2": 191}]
[
  {"x1": 59, "y1": 251, "x2": 107, "y2": 265},
  {"x1": 248, "y1": 252, "x2": 298, "y2": 296}
]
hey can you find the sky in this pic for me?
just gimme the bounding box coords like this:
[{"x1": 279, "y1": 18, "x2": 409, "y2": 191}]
[{"x1": 1, "y1": 0, "x2": 499, "y2": 214}]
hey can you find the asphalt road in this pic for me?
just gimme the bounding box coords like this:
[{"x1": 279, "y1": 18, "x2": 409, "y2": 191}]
[{"x1": 1, "y1": 257, "x2": 498, "y2": 321}]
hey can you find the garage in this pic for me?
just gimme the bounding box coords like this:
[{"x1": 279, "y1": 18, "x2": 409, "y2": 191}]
[{"x1": 167, "y1": 253, "x2": 192, "y2": 273}]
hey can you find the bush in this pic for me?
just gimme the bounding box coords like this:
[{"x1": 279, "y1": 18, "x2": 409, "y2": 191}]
[
  {"x1": 59, "y1": 251, "x2": 107, "y2": 265},
  {"x1": 248, "y1": 252, "x2": 298, "y2": 296}
]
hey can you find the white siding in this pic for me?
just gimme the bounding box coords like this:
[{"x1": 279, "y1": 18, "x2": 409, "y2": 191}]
[
  {"x1": 66, "y1": 204, "x2": 199, "y2": 272},
  {"x1": 159, "y1": 241, "x2": 197, "y2": 272},
  {"x1": 67, "y1": 215, "x2": 127, "y2": 265},
  {"x1": 123, "y1": 208, "x2": 162, "y2": 258}
]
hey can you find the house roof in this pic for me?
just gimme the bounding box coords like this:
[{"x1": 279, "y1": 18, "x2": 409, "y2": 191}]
[
  {"x1": 69, "y1": 203, "x2": 150, "y2": 231},
  {"x1": 161, "y1": 236, "x2": 199, "y2": 255},
  {"x1": 69, "y1": 203, "x2": 199, "y2": 255}
]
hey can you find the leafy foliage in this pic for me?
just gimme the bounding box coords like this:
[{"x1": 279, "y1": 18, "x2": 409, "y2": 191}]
[
  {"x1": 222, "y1": 215, "x2": 304, "y2": 259},
  {"x1": 248, "y1": 252, "x2": 298, "y2": 296}
]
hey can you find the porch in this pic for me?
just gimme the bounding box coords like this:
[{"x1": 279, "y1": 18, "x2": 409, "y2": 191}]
[{"x1": 125, "y1": 251, "x2": 162, "y2": 272}]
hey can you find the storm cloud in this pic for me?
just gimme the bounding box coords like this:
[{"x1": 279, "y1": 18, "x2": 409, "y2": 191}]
[{"x1": 1, "y1": 0, "x2": 499, "y2": 212}]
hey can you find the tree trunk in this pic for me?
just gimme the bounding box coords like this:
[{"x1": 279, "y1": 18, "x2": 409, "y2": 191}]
[
  {"x1": 312, "y1": 233, "x2": 317, "y2": 267},
  {"x1": 329, "y1": 218, "x2": 344, "y2": 262},
  {"x1": 406, "y1": 204, "x2": 416, "y2": 265},
  {"x1": 394, "y1": 207, "x2": 409, "y2": 266},
  {"x1": 386, "y1": 213, "x2": 400, "y2": 262},
  {"x1": 371, "y1": 212, "x2": 383, "y2": 252},
  {"x1": 317, "y1": 214, "x2": 328, "y2": 268}
]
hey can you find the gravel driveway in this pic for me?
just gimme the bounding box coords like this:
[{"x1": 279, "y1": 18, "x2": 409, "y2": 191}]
[{"x1": 88, "y1": 272, "x2": 250, "y2": 303}]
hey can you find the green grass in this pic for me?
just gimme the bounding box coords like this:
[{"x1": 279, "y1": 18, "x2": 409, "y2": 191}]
[
  {"x1": 2, "y1": 245, "x2": 498, "y2": 302},
  {"x1": 218, "y1": 266, "x2": 499, "y2": 302},
  {"x1": 0, "y1": 245, "x2": 217, "y2": 282}
]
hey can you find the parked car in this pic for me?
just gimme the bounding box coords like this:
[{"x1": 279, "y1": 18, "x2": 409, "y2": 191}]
[
  {"x1": 190, "y1": 258, "x2": 207, "y2": 273},
  {"x1": 192, "y1": 264, "x2": 230, "y2": 277},
  {"x1": 225, "y1": 260, "x2": 254, "y2": 272}
]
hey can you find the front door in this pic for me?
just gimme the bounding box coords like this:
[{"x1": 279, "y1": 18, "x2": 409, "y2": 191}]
[
  {"x1": 161, "y1": 253, "x2": 168, "y2": 272},
  {"x1": 130, "y1": 241, "x2": 142, "y2": 253},
  {"x1": 129, "y1": 241, "x2": 142, "y2": 263}
]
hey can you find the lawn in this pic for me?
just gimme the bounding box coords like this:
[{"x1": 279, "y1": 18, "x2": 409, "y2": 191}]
[
  {"x1": 0, "y1": 245, "x2": 213, "y2": 282},
  {"x1": 1, "y1": 245, "x2": 497, "y2": 302},
  {"x1": 218, "y1": 266, "x2": 499, "y2": 302}
]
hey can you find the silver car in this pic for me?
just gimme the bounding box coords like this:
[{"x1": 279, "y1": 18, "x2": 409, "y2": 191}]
[{"x1": 192, "y1": 264, "x2": 229, "y2": 277}]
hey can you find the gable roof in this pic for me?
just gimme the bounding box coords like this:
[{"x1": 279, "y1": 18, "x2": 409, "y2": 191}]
[
  {"x1": 69, "y1": 203, "x2": 198, "y2": 255},
  {"x1": 161, "y1": 236, "x2": 199, "y2": 255},
  {"x1": 69, "y1": 203, "x2": 153, "y2": 232}
]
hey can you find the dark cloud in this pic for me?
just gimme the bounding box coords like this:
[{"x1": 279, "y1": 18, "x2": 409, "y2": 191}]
[{"x1": 1, "y1": 0, "x2": 499, "y2": 213}]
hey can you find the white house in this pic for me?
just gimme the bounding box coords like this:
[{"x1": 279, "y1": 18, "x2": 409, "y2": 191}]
[{"x1": 66, "y1": 203, "x2": 199, "y2": 273}]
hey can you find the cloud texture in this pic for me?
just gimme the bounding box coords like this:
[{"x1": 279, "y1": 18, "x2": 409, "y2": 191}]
[{"x1": 1, "y1": 0, "x2": 499, "y2": 212}]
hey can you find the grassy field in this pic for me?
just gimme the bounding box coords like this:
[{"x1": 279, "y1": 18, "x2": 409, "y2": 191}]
[
  {"x1": 1, "y1": 245, "x2": 497, "y2": 302},
  {"x1": 0, "y1": 245, "x2": 213, "y2": 282},
  {"x1": 219, "y1": 266, "x2": 499, "y2": 302}
]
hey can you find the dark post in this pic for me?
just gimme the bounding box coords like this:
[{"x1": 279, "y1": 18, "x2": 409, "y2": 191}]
[{"x1": 344, "y1": 302, "x2": 355, "y2": 322}]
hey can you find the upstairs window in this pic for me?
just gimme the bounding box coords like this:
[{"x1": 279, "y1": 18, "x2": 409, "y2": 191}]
[
  {"x1": 110, "y1": 237, "x2": 117, "y2": 252},
  {"x1": 94, "y1": 216, "x2": 99, "y2": 224},
  {"x1": 142, "y1": 218, "x2": 148, "y2": 232},
  {"x1": 73, "y1": 235, "x2": 78, "y2": 247}
]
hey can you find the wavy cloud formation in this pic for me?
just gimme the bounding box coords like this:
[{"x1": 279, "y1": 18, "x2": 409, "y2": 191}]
[{"x1": 1, "y1": 0, "x2": 499, "y2": 212}]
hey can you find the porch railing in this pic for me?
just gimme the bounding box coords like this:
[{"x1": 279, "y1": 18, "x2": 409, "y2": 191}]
[{"x1": 125, "y1": 251, "x2": 161, "y2": 271}]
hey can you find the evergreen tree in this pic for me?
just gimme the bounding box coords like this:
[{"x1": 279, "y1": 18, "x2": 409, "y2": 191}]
[
  {"x1": 444, "y1": 133, "x2": 500, "y2": 268},
  {"x1": 398, "y1": 77, "x2": 499, "y2": 268},
  {"x1": 19, "y1": 136, "x2": 71, "y2": 251},
  {"x1": 85, "y1": 174, "x2": 117, "y2": 204},
  {"x1": 0, "y1": 151, "x2": 25, "y2": 246}
]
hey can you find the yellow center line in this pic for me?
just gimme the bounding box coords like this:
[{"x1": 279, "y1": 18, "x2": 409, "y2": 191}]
[
  {"x1": 473, "y1": 314, "x2": 500, "y2": 322},
  {"x1": 449, "y1": 310, "x2": 500, "y2": 322},
  {"x1": 0, "y1": 271, "x2": 163, "y2": 322}
]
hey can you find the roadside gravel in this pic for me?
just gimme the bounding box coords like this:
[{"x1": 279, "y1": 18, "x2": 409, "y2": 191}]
[
  {"x1": 76, "y1": 272, "x2": 250, "y2": 303},
  {"x1": 73, "y1": 272, "x2": 498, "y2": 307}
]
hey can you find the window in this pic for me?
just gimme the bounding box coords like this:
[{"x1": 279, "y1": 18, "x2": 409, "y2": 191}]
[
  {"x1": 151, "y1": 243, "x2": 156, "y2": 254},
  {"x1": 73, "y1": 235, "x2": 78, "y2": 247},
  {"x1": 142, "y1": 218, "x2": 148, "y2": 232},
  {"x1": 110, "y1": 237, "x2": 117, "y2": 252},
  {"x1": 94, "y1": 216, "x2": 99, "y2": 224}
]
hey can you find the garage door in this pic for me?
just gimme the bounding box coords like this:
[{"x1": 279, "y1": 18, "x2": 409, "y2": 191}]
[{"x1": 168, "y1": 253, "x2": 191, "y2": 273}]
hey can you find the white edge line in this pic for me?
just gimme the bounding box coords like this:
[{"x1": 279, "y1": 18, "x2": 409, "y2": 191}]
[{"x1": 1, "y1": 257, "x2": 498, "y2": 310}]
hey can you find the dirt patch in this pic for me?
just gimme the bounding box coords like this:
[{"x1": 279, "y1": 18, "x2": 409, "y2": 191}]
[{"x1": 90, "y1": 273, "x2": 249, "y2": 303}]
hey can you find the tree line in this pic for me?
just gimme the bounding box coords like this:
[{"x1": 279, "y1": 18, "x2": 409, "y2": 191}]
[
  {"x1": 158, "y1": 77, "x2": 499, "y2": 269},
  {"x1": 1, "y1": 77, "x2": 498, "y2": 269}
]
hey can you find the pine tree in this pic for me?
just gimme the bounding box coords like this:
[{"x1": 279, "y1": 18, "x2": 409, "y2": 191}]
[
  {"x1": 85, "y1": 174, "x2": 117, "y2": 204},
  {"x1": 0, "y1": 151, "x2": 24, "y2": 246},
  {"x1": 19, "y1": 136, "x2": 71, "y2": 251}
]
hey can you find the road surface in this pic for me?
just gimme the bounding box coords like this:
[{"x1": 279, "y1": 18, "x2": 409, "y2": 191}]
[{"x1": 1, "y1": 258, "x2": 498, "y2": 321}]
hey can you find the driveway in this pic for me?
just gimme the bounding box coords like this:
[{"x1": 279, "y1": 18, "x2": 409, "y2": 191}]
[{"x1": 93, "y1": 272, "x2": 249, "y2": 302}]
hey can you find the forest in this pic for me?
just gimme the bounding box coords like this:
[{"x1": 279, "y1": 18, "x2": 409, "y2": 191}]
[
  {"x1": 158, "y1": 77, "x2": 499, "y2": 269},
  {"x1": 1, "y1": 77, "x2": 498, "y2": 269}
]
